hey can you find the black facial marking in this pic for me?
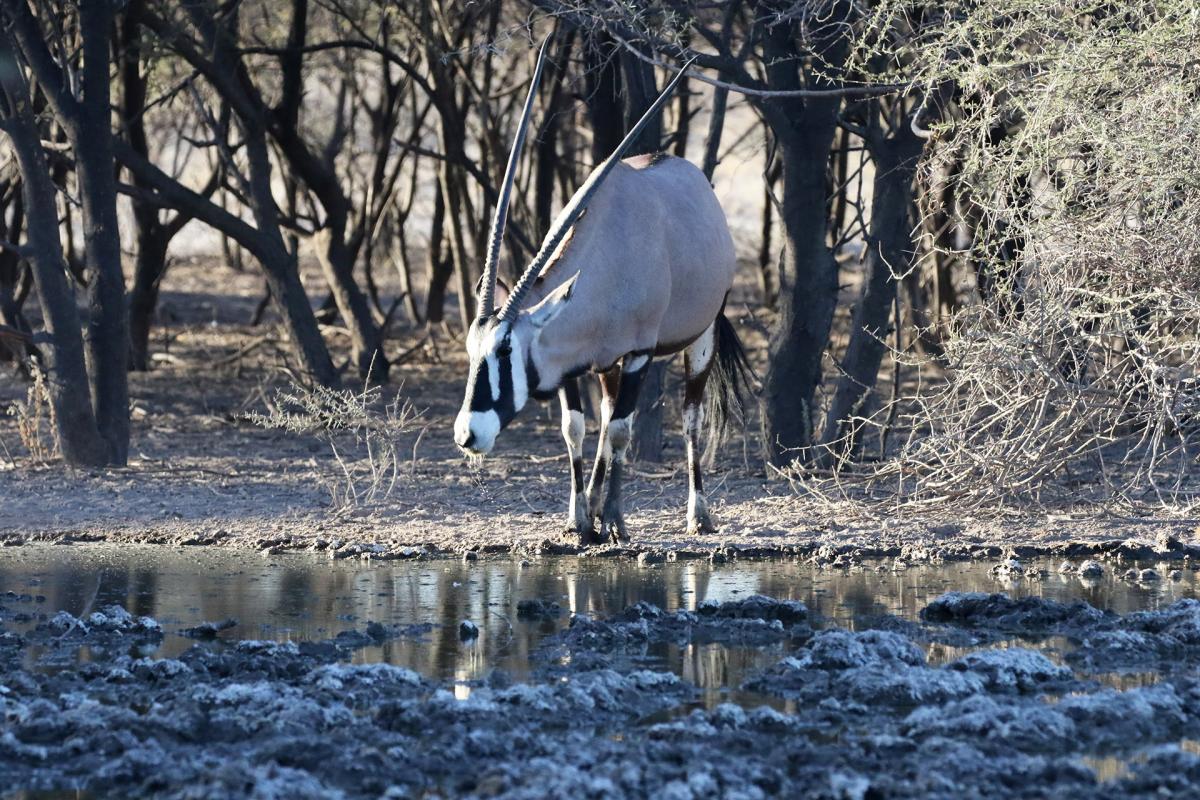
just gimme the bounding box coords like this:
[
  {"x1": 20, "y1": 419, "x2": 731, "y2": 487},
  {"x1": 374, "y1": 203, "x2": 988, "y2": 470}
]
[
  {"x1": 495, "y1": 344, "x2": 516, "y2": 424},
  {"x1": 468, "y1": 326, "x2": 523, "y2": 427},
  {"x1": 468, "y1": 361, "x2": 493, "y2": 412}
]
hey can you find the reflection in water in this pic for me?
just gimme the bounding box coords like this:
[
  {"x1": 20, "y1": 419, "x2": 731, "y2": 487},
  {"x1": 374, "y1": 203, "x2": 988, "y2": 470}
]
[
  {"x1": 0, "y1": 546, "x2": 1196, "y2": 697},
  {"x1": 1081, "y1": 739, "x2": 1200, "y2": 783}
]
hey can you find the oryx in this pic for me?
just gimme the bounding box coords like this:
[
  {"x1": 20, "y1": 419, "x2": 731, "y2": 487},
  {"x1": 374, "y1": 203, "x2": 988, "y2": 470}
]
[{"x1": 454, "y1": 43, "x2": 751, "y2": 544}]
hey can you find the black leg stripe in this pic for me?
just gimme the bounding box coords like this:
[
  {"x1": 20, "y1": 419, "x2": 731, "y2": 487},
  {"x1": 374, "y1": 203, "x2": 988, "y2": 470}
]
[
  {"x1": 612, "y1": 360, "x2": 648, "y2": 420},
  {"x1": 607, "y1": 460, "x2": 623, "y2": 504},
  {"x1": 562, "y1": 378, "x2": 582, "y2": 412}
]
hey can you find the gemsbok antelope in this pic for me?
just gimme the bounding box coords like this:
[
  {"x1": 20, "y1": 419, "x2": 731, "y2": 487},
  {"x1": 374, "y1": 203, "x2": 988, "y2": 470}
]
[{"x1": 454, "y1": 43, "x2": 751, "y2": 544}]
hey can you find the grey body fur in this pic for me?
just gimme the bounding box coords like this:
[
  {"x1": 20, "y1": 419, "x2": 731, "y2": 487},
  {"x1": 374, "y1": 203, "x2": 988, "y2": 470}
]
[{"x1": 527, "y1": 153, "x2": 736, "y2": 383}]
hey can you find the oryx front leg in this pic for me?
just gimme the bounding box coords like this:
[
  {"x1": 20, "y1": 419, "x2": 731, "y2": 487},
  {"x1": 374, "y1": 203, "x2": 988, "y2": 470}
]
[
  {"x1": 558, "y1": 379, "x2": 590, "y2": 538},
  {"x1": 684, "y1": 324, "x2": 717, "y2": 535},
  {"x1": 587, "y1": 356, "x2": 648, "y2": 545},
  {"x1": 585, "y1": 368, "x2": 619, "y2": 542}
]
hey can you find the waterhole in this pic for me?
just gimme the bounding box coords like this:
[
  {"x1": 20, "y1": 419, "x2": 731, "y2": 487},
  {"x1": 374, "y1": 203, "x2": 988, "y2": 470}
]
[
  {"x1": 4, "y1": 546, "x2": 1200, "y2": 799},
  {"x1": 1, "y1": 545, "x2": 1195, "y2": 694}
]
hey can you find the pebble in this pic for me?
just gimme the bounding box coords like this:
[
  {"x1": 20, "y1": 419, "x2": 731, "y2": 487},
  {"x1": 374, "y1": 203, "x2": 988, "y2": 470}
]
[
  {"x1": 462, "y1": 550, "x2": 478, "y2": 562},
  {"x1": 1169, "y1": 569, "x2": 1183, "y2": 581},
  {"x1": 1078, "y1": 561, "x2": 1106, "y2": 579},
  {"x1": 1138, "y1": 568, "x2": 1160, "y2": 582},
  {"x1": 458, "y1": 620, "x2": 479, "y2": 640},
  {"x1": 1057, "y1": 561, "x2": 1075, "y2": 574}
]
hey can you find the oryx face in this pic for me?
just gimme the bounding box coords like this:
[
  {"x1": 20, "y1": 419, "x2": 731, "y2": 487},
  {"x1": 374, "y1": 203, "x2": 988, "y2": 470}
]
[
  {"x1": 454, "y1": 315, "x2": 531, "y2": 455},
  {"x1": 453, "y1": 275, "x2": 576, "y2": 456}
]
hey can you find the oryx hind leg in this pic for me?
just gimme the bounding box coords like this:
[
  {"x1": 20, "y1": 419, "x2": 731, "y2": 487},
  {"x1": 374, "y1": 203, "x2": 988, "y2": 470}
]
[
  {"x1": 683, "y1": 323, "x2": 717, "y2": 535},
  {"x1": 586, "y1": 356, "x2": 649, "y2": 545},
  {"x1": 558, "y1": 379, "x2": 590, "y2": 536}
]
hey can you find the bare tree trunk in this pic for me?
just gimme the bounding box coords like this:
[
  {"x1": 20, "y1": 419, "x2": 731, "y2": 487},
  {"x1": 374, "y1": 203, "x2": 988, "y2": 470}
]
[
  {"x1": 758, "y1": 147, "x2": 782, "y2": 309},
  {"x1": 0, "y1": 34, "x2": 109, "y2": 465},
  {"x1": 759, "y1": 17, "x2": 850, "y2": 466},
  {"x1": 73, "y1": 0, "x2": 131, "y2": 463},
  {"x1": 0, "y1": 187, "x2": 36, "y2": 368},
  {"x1": 700, "y1": 85, "x2": 728, "y2": 181},
  {"x1": 534, "y1": 29, "x2": 574, "y2": 239},
  {"x1": 820, "y1": 119, "x2": 923, "y2": 463},
  {"x1": 423, "y1": 188, "x2": 452, "y2": 326},
  {"x1": 584, "y1": 33, "x2": 623, "y2": 164},
  {"x1": 121, "y1": 0, "x2": 175, "y2": 372}
]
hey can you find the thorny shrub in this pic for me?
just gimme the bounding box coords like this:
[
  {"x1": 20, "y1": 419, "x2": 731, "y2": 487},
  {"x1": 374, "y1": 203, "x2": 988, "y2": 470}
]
[
  {"x1": 247, "y1": 381, "x2": 423, "y2": 512},
  {"x1": 801, "y1": 0, "x2": 1200, "y2": 511},
  {"x1": 5, "y1": 368, "x2": 57, "y2": 464}
]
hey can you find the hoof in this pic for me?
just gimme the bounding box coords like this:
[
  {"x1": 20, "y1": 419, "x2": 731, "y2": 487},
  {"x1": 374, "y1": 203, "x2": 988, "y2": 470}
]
[
  {"x1": 600, "y1": 514, "x2": 630, "y2": 545},
  {"x1": 686, "y1": 513, "x2": 717, "y2": 537},
  {"x1": 566, "y1": 520, "x2": 605, "y2": 547},
  {"x1": 577, "y1": 527, "x2": 607, "y2": 547}
]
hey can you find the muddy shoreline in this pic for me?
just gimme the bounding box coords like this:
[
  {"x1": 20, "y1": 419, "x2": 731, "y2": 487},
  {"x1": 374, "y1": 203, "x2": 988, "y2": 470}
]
[{"x1": 5, "y1": 522, "x2": 1199, "y2": 570}]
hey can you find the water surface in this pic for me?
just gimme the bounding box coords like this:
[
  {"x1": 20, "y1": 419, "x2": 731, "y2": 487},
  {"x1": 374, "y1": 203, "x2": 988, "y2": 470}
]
[{"x1": 1, "y1": 545, "x2": 1195, "y2": 701}]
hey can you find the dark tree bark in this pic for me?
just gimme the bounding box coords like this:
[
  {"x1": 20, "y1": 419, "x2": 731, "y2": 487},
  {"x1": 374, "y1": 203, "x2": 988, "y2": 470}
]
[
  {"x1": 423, "y1": 187, "x2": 452, "y2": 326},
  {"x1": 584, "y1": 34, "x2": 624, "y2": 164},
  {"x1": 269, "y1": 0, "x2": 388, "y2": 382},
  {"x1": 759, "y1": 156, "x2": 781, "y2": 309},
  {"x1": 0, "y1": 184, "x2": 36, "y2": 368},
  {"x1": 0, "y1": 30, "x2": 110, "y2": 465},
  {"x1": 2, "y1": 0, "x2": 130, "y2": 464},
  {"x1": 121, "y1": 5, "x2": 338, "y2": 386},
  {"x1": 119, "y1": 0, "x2": 208, "y2": 372},
  {"x1": 820, "y1": 111, "x2": 923, "y2": 463},
  {"x1": 756, "y1": 11, "x2": 852, "y2": 466},
  {"x1": 75, "y1": 0, "x2": 131, "y2": 464},
  {"x1": 700, "y1": 85, "x2": 728, "y2": 181},
  {"x1": 534, "y1": 29, "x2": 575, "y2": 239}
]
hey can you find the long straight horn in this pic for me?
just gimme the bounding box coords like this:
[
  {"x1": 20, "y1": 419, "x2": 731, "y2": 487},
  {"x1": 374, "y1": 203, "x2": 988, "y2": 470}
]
[
  {"x1": 499, "y1": 58, "x2": 697, "y2": 322},
  {"x1": 478, "y1": 38, "x2": 551, "y2": 319}
]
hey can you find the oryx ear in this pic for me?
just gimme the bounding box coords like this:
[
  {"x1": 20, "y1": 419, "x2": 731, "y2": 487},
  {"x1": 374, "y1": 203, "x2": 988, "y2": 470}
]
[
  {"x1": 475, "y1": 274, "x2": 510, "y2": 308},
  {"x1": 526, "y1": 273, "x2": 577, "y2": 329}
]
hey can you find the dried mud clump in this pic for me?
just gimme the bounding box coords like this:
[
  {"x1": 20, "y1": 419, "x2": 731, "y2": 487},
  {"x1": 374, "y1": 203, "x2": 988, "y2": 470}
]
[{"x1": 4, "y1": 591, "x2": 1200, "y2": 798}]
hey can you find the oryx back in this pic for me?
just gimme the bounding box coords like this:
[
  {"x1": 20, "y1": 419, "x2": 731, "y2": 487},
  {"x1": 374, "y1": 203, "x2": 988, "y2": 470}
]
[{"x1": 529, "y1": 154, "x2": 736, "y2": 377}]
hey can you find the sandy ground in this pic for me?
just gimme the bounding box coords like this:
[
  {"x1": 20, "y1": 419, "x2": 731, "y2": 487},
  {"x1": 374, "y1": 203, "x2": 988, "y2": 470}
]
[{"x1": 1, "y1": 256, "x2": 1198, "y2": 562}]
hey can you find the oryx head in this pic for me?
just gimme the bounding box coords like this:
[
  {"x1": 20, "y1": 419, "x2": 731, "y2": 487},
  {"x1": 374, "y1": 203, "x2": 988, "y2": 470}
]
[
  {"x1": 454, "y1": 43, "x2": 693, "y2": 455},
  {"x1": 454, "y1": 273, "x2": 575, "y2": 455}
]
